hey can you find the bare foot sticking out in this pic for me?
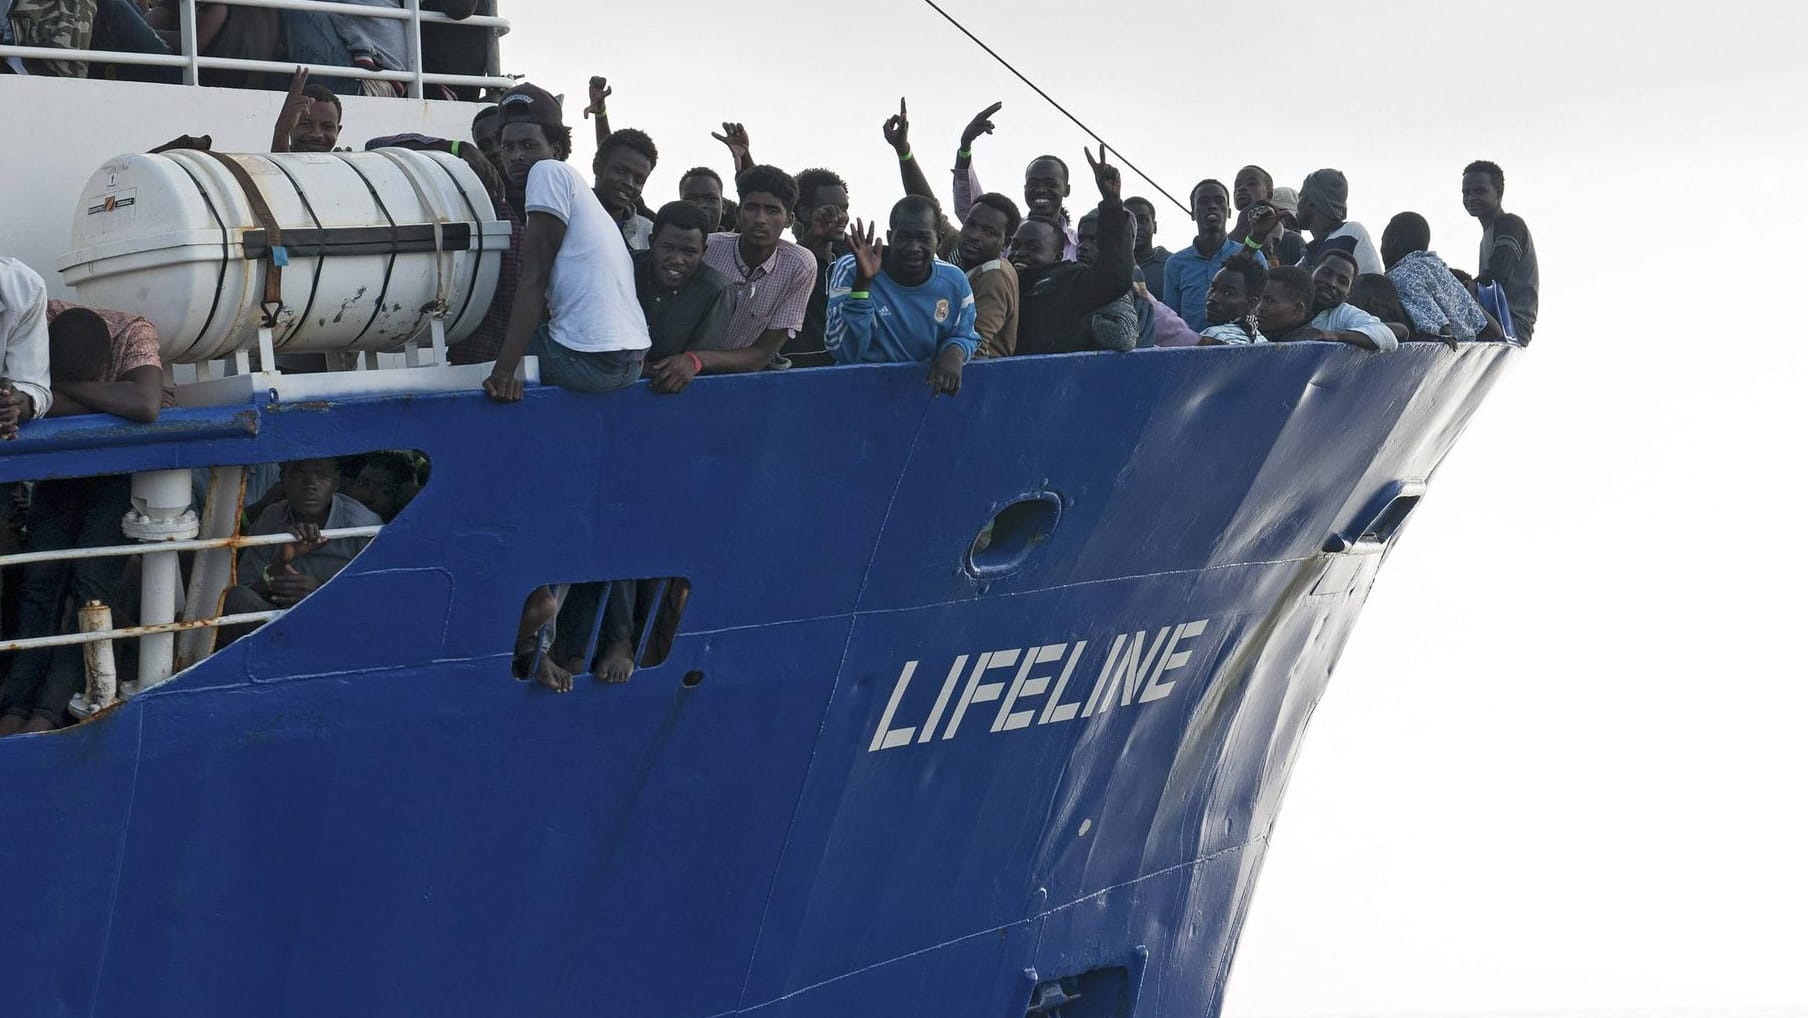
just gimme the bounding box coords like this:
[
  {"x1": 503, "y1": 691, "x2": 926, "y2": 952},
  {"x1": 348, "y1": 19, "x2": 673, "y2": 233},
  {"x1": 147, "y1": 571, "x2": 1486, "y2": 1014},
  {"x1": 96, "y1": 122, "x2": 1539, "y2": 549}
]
[{"x1": 595, "y1": 641, "x2": 635, "y2": 684}]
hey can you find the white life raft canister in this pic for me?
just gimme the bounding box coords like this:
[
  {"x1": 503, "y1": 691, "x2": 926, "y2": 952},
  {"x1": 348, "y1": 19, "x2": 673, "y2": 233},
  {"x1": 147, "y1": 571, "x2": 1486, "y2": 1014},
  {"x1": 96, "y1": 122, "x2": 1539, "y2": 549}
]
[{"x1": 56, "y1": 149, "x2": 513, "y2": 363}]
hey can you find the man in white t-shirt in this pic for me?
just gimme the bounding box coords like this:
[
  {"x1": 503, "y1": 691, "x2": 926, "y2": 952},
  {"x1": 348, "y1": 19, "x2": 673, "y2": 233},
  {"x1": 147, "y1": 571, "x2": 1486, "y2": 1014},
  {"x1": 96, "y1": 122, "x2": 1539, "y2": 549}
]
[{"x1": 482, "y1": 83, "x2": 651, "y2": 402}]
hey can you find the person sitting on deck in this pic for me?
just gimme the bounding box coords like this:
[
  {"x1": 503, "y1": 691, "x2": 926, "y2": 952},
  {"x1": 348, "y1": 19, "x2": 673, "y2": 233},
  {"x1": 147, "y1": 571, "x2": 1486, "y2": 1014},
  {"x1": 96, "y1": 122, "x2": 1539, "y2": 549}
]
[
  {"x1": 584, "y1": 76, "x2": 658, "y2": 251},
  {"x1": 482, "y1": 82, "x2": 650, "y2": 402},
  {"x1": 420, "y1": 0, "x2": 496, "y2": 101},
  {"x1": 782, "y1": 168, "x2": 853, "y2": 368},
  {"x1": 824, "y1": 196, "x2": 979, "y2": 395},
  {"x1": 1380, "y1": 211, "x2": 1501, "y2": 343},
  {"x1": 1194, "y1": 254, "x2": 1269, "y2": 346},
  {"x1": 1295, "y1": 168, "x2": 1384, "y2": 275},
  {"x1": 1162, "y1": 179, "x2": 1277, "y2": 332},
  {"x1": 223, "y1": 458, "x2": 381, "y2": 630},
  {"x1": 949, "y1": 102, "x2": 1079, "y2": 261},
  {"x1": 1296, "y1": 249, "x2": 1399, "y2": 351},
  {"x1": 1232, "y1": 166, "x2": 1307, "y2": 269},
  {"x1": 637, "y1": 201, "x2": 736, "y2": 394},
  {"x1": 270, "y1": 68, "x2": 344, "y2": 154},
  {"x1": 0, "y1": 304, "x2": 164, "y2": 736},
  {"x1": 697, "y1": 165, "x2": 817, "y2": 376},
  {"x1": 346, "y1": 451, "x2": 420, "y2": 523},
  {"x1": 1462, "y1": 159, "x2": 1539, "y2": 341},
  {"x1": 280, "y1": 0, "x2": 407, "y2": 97},
  {"x1": 1076, "y1": 208, "x2": 1191, "y2": 349},
  {"x1": 1256, "y1": 265, "x2": 1325, "y2": 345},
  {"x1": 1125, "y1": 197, "x2": 1173, "y2": 303}
]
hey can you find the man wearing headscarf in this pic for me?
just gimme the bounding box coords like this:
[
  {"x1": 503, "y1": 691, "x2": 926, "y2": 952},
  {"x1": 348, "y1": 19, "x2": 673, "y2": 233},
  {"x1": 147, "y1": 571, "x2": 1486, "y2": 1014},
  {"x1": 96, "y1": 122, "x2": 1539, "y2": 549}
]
[{"x1": 1294, "y1": 168, "x2": 1385, "y2": 275}]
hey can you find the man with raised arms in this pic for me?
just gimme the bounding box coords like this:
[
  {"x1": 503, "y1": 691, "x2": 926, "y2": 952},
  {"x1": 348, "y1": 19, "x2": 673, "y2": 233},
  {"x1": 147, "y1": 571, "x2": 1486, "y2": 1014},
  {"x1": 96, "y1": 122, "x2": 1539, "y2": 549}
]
[
  {"x1": 882, "y1": 97, "x2": 1019, "y2": 358},
  {"x1": 1231, "y1": 165, "x2": 1305, "y2": 268},
  {"x1": 1162, "y1": 179, "x2": 1277, "y2": 331},
  {"x1": 1011, "y1": 147, "x2": 1135, "y2": 356},
  {"x1": 583, "y1": 75, "x2": 659, "y2": 250},
  {"x1": 270, "y1": 67, "x2": 343, "y2": 153},
  {"x1": 825, "y1": 196, "x2": 978, "y2": 395},
  {"x1": 950, "y1": 102, "x2": 1079, "y2": 261}
]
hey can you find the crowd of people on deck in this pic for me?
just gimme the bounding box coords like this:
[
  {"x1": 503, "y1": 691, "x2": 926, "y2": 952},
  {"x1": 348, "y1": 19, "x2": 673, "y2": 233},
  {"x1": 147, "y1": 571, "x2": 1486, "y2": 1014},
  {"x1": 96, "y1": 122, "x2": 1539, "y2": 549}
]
[
  {"x1": 3, "y1": 0, "x2": 497, "y2": 98},
  {"x1": 0, "y1": 62, "x2": 1541, "y2": 718}
]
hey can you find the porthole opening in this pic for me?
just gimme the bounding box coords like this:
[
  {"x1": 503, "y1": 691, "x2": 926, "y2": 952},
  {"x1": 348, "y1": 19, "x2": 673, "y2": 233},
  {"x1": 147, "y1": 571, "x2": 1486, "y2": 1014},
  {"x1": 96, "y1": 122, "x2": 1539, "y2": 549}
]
[{"x1": 967, "y1": 492, "x2": 1062, "y2": 579}]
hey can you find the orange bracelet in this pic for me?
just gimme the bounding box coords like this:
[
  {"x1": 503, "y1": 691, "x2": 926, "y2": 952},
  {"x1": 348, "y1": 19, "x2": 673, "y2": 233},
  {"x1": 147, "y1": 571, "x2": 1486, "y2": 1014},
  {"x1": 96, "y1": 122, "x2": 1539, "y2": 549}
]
[{"x1": 686, "y1": 352, "x2": 703, "y2": 374}]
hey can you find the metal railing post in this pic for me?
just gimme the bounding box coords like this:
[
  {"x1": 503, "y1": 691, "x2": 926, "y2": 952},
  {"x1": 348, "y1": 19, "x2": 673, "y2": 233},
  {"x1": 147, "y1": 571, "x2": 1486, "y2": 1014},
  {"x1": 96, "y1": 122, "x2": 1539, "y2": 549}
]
[
  {"x1": 403, "y1": 0, "x2": 425, "y2": 99},
  {"x1": 179, "y1": 0, "x2": 200, "y2": 85},
  {"x1": 124, "y1": 470, "x2": 201, "y2": 694}
]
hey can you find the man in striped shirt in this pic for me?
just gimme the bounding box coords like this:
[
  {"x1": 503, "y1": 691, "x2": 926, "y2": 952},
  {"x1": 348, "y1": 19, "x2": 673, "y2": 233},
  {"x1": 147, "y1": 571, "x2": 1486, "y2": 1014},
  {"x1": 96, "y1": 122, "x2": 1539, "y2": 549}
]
[{"x1": 674, "y1": 165, "x2": 816, "y2": 386}]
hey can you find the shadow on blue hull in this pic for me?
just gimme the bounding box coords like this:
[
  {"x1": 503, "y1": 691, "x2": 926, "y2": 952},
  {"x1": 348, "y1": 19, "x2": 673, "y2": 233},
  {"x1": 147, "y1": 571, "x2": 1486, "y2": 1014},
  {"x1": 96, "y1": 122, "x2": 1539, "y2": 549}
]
[{"x1": 0, "y1": 341, "x2": 1513, "y2": 1017}]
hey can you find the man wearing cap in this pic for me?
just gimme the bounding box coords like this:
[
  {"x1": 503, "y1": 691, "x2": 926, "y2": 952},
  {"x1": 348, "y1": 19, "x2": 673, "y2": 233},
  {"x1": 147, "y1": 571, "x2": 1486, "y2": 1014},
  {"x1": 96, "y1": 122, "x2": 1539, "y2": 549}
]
[
  {"x1": 1231, "y1": 165, "x2": 1307, "y2": 268},
  {"x1": 1295, "y1": 168, "x2": 1384, "y2": 275},
  {"x1": 482, "y1": 82, "x2": 650, "y2": 401}
]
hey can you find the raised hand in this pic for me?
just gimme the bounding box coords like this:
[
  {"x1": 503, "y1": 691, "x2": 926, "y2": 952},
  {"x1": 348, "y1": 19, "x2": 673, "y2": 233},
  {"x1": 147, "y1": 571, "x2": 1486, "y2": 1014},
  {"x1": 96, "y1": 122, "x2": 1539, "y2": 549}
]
[
  {"x1": 804, "y1": 202, "x2": 845, "y2": 248},
  {"x1": 271, "y1": 66, "x2": 310, "y2": 152},
  {"x1": 1085, "y1": 144, "x2": 1121, "y2": 203},
  {"x1": 710, "y1": 122, "x2": 751, "y2": 164},
  {"x1": 847, "y1": 218, "x2": 884, "y2": 285},
  {"x1": 1246, "y1": 202, "x2": 1281, "y2": 241},
  {"x1": 585, "y1": 75, "x2": 611, "y2": 118},
  {"x1": 882, "y1": 97, "x2": 910, "y2": 156},
  {"x1": 961, "y1": 101, "x2": 1003, "y2": 148}
]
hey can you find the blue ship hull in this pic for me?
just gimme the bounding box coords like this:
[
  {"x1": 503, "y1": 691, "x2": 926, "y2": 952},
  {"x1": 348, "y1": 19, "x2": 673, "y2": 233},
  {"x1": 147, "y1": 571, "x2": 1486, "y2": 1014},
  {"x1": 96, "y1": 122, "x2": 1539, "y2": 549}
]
[{"x1": 0, "y1": 342, "x2": 1513, "y2": 1016}]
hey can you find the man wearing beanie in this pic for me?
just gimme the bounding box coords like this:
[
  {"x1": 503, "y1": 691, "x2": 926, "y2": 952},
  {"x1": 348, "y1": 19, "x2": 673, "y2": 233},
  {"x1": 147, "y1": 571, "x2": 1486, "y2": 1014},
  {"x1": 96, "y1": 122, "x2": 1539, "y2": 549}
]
[
  {"x1": 482, "y1": 82, "x2": 650, "y2": 402},
  {"x1": 1295, "y1": 168, "x2": 1384, "y2": 275}
]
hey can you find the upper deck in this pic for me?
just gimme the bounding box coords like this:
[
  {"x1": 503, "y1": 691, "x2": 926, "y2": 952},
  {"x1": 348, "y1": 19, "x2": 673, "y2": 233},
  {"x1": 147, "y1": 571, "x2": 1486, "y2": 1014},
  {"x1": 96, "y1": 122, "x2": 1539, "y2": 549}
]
[{"x1": 0, "y1": 0, "x2": 509, "y2": 291}]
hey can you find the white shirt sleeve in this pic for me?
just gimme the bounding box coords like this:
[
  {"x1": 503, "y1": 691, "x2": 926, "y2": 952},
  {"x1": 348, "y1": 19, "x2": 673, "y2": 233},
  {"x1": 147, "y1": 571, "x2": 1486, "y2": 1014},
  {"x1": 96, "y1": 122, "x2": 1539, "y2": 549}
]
[
  {"x1": 1, "y1": 261, "x2": 53, "y2": 419},
  {"x1": 523, "y1": 160, "x2": 578, "y2": 223}
]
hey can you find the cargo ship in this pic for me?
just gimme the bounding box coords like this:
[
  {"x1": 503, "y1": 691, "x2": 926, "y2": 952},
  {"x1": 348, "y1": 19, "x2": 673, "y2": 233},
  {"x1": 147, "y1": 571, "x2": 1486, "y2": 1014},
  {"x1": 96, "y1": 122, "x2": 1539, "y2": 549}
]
[{"x1": 0, "y1": 9, "x2": 1519, "y2": 1016}]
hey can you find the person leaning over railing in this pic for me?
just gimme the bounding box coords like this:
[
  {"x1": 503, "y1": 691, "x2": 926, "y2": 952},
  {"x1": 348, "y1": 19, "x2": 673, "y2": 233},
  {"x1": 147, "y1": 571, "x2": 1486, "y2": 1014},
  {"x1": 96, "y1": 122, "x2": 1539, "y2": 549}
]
[{"x1": 0, "y1": 302, "x2": 164, "y2": 737}]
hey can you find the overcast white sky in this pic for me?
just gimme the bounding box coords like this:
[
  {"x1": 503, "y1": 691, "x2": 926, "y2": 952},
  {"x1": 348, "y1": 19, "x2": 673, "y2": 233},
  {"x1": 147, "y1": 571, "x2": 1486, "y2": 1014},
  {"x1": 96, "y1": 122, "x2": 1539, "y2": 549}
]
[{"x1": 505, "y1": 1, "x2": 1808, "y2": 1013}]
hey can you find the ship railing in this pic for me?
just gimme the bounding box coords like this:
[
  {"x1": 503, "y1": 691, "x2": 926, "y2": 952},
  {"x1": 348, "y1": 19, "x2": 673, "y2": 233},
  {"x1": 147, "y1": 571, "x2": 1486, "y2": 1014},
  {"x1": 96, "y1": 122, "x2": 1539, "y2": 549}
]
[
  {"x1": 0, "y1": 0, "x2": 514, "y2": 97},
  {"x1": 0, "y1": 467, "x2": 383, "y2": 720}
]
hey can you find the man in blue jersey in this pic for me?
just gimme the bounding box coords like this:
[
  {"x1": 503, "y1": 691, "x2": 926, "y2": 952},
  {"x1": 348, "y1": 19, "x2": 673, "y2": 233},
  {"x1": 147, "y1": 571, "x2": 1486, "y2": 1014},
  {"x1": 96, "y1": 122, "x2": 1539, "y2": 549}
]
[
  {"x1": 825, "y1": 195, "x2": 979, "y2": 395},
  {"x1": 1163, "y1": 179, "x2": 1279, "y2": 331}
]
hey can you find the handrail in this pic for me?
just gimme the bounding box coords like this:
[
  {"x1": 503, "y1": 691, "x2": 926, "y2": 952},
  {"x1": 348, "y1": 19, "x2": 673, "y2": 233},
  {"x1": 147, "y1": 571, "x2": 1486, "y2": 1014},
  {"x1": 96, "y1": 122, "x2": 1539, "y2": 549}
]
[
  {"x1": 0, "y1": 525, "x2": 384, "y2": 568},
  {"x1": 0, "y1": 610, "x2": 283, "y2": 654},
  {"x1": 3, "y1": 0, "x2": 513, "y2": 96}
]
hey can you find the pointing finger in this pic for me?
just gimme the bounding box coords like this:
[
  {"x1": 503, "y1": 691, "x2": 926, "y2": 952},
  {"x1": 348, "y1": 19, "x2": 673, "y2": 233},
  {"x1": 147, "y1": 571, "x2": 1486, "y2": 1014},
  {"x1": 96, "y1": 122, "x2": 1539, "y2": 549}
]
[
  {"x1": 981, "y1": 100, "x2": 1002, "y2": 118},
  {"x1": 900, "y1": 97, "x2": 907, "y2": 117}
]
